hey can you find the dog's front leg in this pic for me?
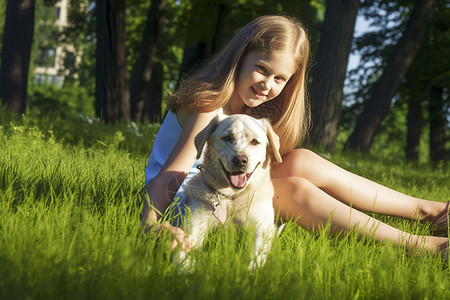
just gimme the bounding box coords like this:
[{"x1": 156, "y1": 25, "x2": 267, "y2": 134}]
[
  {"x1": 172, "y1": 210, "x2": 217, "y2": 270},
  {"x1": 249, "y1": 222, "x2": 277, "y2": 270}
]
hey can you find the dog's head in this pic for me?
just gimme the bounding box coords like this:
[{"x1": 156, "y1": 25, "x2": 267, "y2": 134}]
[{"x1": 194, "y1": 114, "x2": 282, "y2": 193}]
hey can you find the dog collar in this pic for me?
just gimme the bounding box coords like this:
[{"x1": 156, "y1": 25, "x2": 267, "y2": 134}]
[
  {"x1": 213, "y1": 193, "x2": 227, "y2": 224},
  {"x1": 196, "y1": 164, "x2": 228, "y2": 224}
]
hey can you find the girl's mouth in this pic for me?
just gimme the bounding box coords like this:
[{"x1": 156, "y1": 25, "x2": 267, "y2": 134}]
[{"x1": 251, "y1": 86, "x2": 266, "y2": 99}]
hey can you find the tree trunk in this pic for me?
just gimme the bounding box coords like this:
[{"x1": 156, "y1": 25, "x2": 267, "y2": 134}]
[
  {"x1": 405, "y1": 83, "x2": 424, "y2": 161},
  {"x1": 95, "y1": 0, "x2": 130, "y2": 123},
  {"x1": 344, "y1": 0, "x2": 436, "y2": 153},
  {"x1": 178, "y1": 39, "x2": 208, "y2": 85},
  {"x1": 130, "y1": 0, "x2": 166, "y2": 122},
  {"x1": 309, "y1": 0, "x2": 359, "y2": 150},
  {"x1": 428, "y1": 86, "x2": 447, "y2": 163},
  {"x1": 0, "y1": 0, "x2": 36, "y2": 114},
  {"x1": 177, "y1": 0, "x2": 215, "y2": 84},
  {"x1": 144, "y1": 61, "x2": 164, "y2": 123},
  {"x1": 210, "y1": 4, "x2": 232, "y2": 55}
]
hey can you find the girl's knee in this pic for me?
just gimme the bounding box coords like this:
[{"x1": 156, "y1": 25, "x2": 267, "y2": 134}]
[
  {"x1": 291, "y1": 176, "x2": 312, "y2": 191},
  {"x1": 287, "y1": 148, "x2": 317, "y2": 163},
  {"x1": 272, "y1": 148, "x2": 320, "y2": 179},
  {"x1": 274, "y1": 177, "x2": 314, "y2": 201}
]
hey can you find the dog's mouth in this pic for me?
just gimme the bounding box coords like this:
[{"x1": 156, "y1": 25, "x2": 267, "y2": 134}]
[{"x1": 220, "y1": 161, "x2": 260, "y2": 190}]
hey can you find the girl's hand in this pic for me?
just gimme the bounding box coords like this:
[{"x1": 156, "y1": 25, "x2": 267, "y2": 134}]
[
  {"x1": 156, "y1": 221, "x2": 191, "y2": 252},
  {"x1": 146, "y1": 221, "x2": 192, "y2": 252},
  {"x1": 141, "y1": 203, "x2": 191, "y2": 252}
]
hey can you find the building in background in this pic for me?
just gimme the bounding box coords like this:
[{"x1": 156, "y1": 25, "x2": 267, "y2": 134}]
[{"x1": 34, "y1": 0, "x2": 77, "y2": 88}]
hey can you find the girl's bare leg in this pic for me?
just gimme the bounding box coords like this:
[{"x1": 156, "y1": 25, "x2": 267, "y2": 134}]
[
  {"x1": 272, "y1": 177, "x2": 448, "y2": 253},
  {"x1": 271, "y1": 149, "x2": 448, "y2": 222}
]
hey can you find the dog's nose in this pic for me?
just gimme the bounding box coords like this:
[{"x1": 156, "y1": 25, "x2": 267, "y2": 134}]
[{"x1": 233, "y1": 155, "x2": 248, "y2": 168}]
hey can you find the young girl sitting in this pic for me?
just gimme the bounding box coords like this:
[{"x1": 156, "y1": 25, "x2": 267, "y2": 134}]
[{"x1": 141, "y1": 15, "x2": 449, "y2": 261}]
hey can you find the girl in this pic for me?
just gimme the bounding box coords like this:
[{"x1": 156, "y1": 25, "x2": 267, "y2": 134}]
[{"x1": 141, "y1": 15, "x2": 449, "y2": 261}]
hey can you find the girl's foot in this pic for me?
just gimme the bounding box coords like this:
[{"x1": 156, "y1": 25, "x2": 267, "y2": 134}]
[
  {"x1": 422, "y1": 202, "x2": 449, "y2": 237},
  {"x1": 430, "y1": 202, "x2": 449, "y2": 237}
]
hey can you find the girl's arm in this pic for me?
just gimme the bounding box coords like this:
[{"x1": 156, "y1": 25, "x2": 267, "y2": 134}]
[{"x1": 141, "y1": 109, "x2": 218, "y2": 249}]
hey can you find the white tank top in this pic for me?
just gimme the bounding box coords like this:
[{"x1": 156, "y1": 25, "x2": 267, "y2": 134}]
[
  {"x1": 144, "y1": 111, "x2": 182, "y2": 186},
  {"x1": 144, "y1": 109, "x2": 223, "y2": 187}
]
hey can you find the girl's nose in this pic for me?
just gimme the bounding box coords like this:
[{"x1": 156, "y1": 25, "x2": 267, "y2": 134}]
[{"x1": 260, "y1": 77, "x2": 272, "y2": 91}]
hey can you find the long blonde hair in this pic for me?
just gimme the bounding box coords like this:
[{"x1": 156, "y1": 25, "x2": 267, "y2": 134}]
[{"x1": 167, "y1": 15, "x2": 311, "y2": 157}]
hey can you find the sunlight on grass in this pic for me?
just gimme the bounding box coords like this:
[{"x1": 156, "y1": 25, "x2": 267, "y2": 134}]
[{"x1": 0, "y1": 109, "x2": 448, "y2": 299}]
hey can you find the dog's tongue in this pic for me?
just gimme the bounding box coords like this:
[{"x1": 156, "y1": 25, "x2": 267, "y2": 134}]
[{"x1": 230, "y1": 172, "x2": 247, "y2": 189}]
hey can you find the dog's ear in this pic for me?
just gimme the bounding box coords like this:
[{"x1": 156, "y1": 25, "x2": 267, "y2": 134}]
[
  {"x1": 194, "y1": 115, "x2": 220, "y2": 159},
  {"x1": 264, "y1": 119, "x2": 282, "y2": 163}
]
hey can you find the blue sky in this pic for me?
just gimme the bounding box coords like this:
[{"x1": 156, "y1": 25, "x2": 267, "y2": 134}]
[{"x1": 348, "y1": 15, "x2": 372, "y2": 72}]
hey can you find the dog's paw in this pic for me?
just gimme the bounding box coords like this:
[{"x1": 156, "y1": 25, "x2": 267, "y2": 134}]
[
  {"x1": 171, "y1": 251, "x2": 195, "y2": 272},
  {"x1": 248, "y1": 254, "x2": 267, "y2": 271}
]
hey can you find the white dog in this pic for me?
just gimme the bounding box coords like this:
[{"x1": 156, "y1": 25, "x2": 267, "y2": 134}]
[{"x1": 174, "y1": 113, "x2": 282, "y2": 269}]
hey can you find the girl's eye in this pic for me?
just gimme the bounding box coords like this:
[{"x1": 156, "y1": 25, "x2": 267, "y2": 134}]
[
  {"x1": 251, "y1": 138, "x2": 260, "y2": 145},
  {"x1": 275, "y1": 76, "x2": 286, "y2": 83},
  {"x1": 257, "y1": 65, "x2": 267, "y2": 73}
]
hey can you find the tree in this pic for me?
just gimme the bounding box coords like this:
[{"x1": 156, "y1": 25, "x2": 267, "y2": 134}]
[
  {"x1": 309, "y1": 0, "x2": 359, "y2": 150},
  {"x1": 145, "y1": 60, "x2": 164, "y2": 122},
  {"x1": 345, "y1": 0, "x2": 437, "y2": 152},
  {"x1": 59, "y1": 0, "x2": 95, "y2": 89},
  {"x1": 0, "y1": 0, "x2": 8, "y2": 55},
  {"x1": 176, "y1": 0, "x2": 323, "y2": 83},
  {"x1": 406, "y1": 1, "x2": 450, "y2": 162},
  {"x1": 177, "y1": 0, "x2": 227, "y2": 82},
  {"x1": 130, "y1": 0, "x2": 166, "y2": 122},
  {"x1": 95, "y1": 0, "x2": 130, "y2": 123},
  {"x1": 405, "y1": 79, "x2": 424, "y2": 161},
  {"x1": 0, "y1": 0, "x2": 36, "y2": 113},
  {"x1": 428, "y1": 86, "x2": 447, "y2": 163}
]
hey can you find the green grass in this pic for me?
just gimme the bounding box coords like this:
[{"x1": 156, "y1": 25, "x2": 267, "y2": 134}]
[{"x1": 0, "y1": 109, "x2": 449, "y2": 299}]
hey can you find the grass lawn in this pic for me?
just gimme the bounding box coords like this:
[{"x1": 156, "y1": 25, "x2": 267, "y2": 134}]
[{"x1": 0, "y1": 110, "x2": 448, "y2": 299}]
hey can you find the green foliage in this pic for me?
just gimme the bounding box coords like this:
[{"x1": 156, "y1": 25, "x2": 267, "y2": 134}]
[
  {"x1": 2, "y1": 0, "x2": 447, "y2": 159},
  {"x1": 28, "y1": 83, "x2": 95, "y2": 118},
  {"x1": 0, "y1": 110, "x2": 449, "y2": 299},
  {"x1": 343, "y1": 0, "x2": 450, "y2": 160},
  {"x1": 59, "y1": 0, "x2": 96, "y2": 93},
  {"x1": 29, "y1": 0, "x2": 61, "y2": 83},
  {"x1": 2, "y1": 0, "x2": 325, "y2": 120},
  {"x1": 337, "y1": 96, "x2": 429, "y2": 162},
  {"x1": 0, "y1": 105, "x2": 160, "y2": 157},
  {"x1": 337, "y1": 97, "x2": 432, "y2": 162},
  {"x1": 125, "y1": 0, "x2": 151, "y2": 71}
]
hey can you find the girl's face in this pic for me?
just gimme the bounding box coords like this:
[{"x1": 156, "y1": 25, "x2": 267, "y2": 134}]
[{"x1": 232, "y1": 51, "x2": 296, "y2": 109}]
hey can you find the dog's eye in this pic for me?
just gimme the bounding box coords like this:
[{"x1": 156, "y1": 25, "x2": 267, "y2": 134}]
[
  {"x1": 222, "y1": 135, "x2": 234, "y2": 142},
  {"x1": 251, "y1": 138, "x2": 260, "y2": 145}
]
